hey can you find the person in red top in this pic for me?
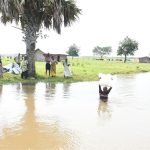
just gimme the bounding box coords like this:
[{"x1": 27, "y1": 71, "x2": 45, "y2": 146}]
[{"x1": 99, "y1": 85, "x2": 112, "y2": 102}]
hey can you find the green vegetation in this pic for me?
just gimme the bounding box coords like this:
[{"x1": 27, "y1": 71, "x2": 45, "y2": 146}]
[
  {"x1": 117, "y1": 36, "x2": 138, "y2": 63},
  {"x1": 1, "y1": 57, "x2": 150, "y2": 84},
  {"x1": 67, "y1": 44, "x2": 80, "y2": 57},
  {"x1": 92, "y1": 46, "x2": 112, "y2": 58}
]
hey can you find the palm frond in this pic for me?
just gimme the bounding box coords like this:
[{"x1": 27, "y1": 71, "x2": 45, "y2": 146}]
[{"x1": 0, "y1": 0, "x2": 81, "y2": 33}]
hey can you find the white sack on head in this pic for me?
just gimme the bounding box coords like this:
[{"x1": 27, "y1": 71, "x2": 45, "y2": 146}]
[{"x1": 98, "y1": 73, "x2": 113, "y2": 87}]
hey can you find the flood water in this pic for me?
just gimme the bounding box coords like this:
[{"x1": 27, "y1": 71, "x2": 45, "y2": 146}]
[{"x1": 0, "y1": 73, "x2": 150, "y2": 150}]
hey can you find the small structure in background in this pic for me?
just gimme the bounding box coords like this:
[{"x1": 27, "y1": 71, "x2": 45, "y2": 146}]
[
  {"x1": 34, "y1": 49, "x2": 45, "y2": 61},
  {"x1": 139, "y1": 56, "x2": 150, "y2": 63},
  {"x1": 43, "y1": 53, "x2": 68, "y2": 62},
  {"x1": 49, "y1": 53, "x2": 68, "y2": 62},
  {"x1": 35, "y1": 49, "x2": 68, "y2": 62}
]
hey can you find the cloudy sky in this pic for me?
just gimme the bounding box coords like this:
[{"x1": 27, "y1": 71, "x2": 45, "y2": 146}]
[{"x1": 0, "y1": 0, "x2": 150, "y2": 56}]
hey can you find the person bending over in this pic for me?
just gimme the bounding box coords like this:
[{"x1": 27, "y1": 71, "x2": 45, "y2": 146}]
[{"x1": 99, "y1": 85, "x2": 112, "y2": 102}]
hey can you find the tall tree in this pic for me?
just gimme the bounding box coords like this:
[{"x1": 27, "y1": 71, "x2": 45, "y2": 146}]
[
  {"x1": 117, "y1": 36, "x2": 138, "y2": 63},
  {"x1": 67, "y1": 44, "x2": 79, "y2": 57},
  {"x1": 0, "y1": 0, "x2": 81, "y2": 77},
  {"x1": 92, "y1": 46, "x2": 112, "y2": 58}
]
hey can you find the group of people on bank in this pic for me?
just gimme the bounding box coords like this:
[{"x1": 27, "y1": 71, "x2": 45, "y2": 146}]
[
  {"x1": 44, "y1": 53, "x2": 72, "y2": 78},
  {"x1": 44, "y1": 53, "x2": 57, "y2": 77},
  {"x1": 0, "y1": 53, "x2": 72, "y2": 79}
]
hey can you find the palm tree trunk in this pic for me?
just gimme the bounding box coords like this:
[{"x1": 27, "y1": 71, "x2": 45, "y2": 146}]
[
  {"x1": 26, "y1": 43, "x2": 36, "y2": 77},
  {"x1": 24, "y1": 24, "x2": 38, "y2": 77}
]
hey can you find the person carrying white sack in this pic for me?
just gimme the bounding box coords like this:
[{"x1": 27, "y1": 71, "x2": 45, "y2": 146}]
[
  {"x1": 98, "y1": 73, "x2": 113, "y2": 102},
  {"x1": 99, "y1": 84, "x2": 112, "y2": 102}
]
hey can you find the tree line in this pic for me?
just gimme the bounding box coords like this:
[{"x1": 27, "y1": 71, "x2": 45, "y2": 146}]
[{"x1": 67, "y1": 36, "x2": 138, "y2": 63}]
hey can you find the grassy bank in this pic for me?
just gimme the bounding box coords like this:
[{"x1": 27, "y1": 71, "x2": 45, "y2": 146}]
[{"x1": 1, "y1": 57, "x2": 150, "y2": 84}]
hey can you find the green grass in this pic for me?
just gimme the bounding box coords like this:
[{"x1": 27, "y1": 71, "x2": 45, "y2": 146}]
[{"x1": 1, "y1": 57, "x2": 150, "y2": 84}]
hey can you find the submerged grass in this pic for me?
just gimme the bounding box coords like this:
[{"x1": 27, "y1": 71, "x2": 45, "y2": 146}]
[{"x1": 1, "y1": 57, "x2": 150, "y2": 84}]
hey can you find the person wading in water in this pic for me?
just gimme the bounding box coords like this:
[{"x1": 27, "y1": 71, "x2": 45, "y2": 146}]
[{"x1": 99, "y1": 85, "x2": 112, "y2": 102}]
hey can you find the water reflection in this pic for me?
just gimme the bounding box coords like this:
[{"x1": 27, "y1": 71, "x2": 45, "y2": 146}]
[
  {"x1": 0, "y1": 84, "x2": 25, "y2": 140},
  {"x1": 0, "y1": 83, "x2": 78, "y2": 150},
  {"x1": 97, "y1": 101, "x2": 111, "y2": 119},
  {"x1": 63, "y1": 83, "x2": 71, "y2": 98},
  {"x1": 45, "y1": 82, "x2": 56, "y2": 98}
]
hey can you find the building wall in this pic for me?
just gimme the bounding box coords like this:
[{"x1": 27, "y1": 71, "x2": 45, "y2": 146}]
[
  {"x1": 139, "y1": 57, "x2": 150, "y2": 63},
  {"x1": 35, "y1": 51, "x2": 45, "y2": 61},
  {"x1": 35, "y1": 50, "x2": 67, "y2": 62},
  {"x1": 35, "y1": 53, "x2": 45, "y2": 61},
  {"x1": 50, "y1": 55, "x2": 67, "y2": 62}
]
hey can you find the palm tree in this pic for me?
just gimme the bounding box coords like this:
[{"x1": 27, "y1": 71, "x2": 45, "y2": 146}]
[{"x1": 0, "y1": 0, "x2": 81, "y2": 77}]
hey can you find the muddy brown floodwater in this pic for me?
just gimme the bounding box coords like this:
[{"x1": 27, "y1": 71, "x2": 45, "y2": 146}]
[{"x1": 0, "y1": 72, "x2": 150, "y2": 150}]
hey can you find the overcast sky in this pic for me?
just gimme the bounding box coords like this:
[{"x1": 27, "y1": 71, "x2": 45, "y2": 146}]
[{"x1": 0, "y1": 0, "x2": 150, "y2": 56}]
